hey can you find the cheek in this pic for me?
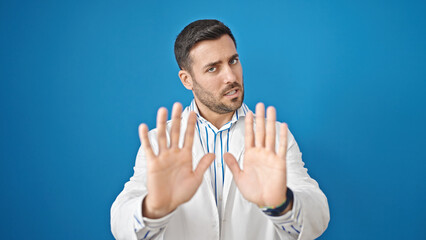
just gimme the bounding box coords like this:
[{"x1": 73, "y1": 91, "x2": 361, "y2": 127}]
[{"x1": 203, "y1": 77, "x2": 222, "y2": 90}]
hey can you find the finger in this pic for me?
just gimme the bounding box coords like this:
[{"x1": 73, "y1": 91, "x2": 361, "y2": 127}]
[
  {"x1": 255, "y1": 103, "x2": 265, "y2": 147},
  {"x1": 278, "y1": 123, "x2": 289, "y2": 160},
  {"x1": 223, "y1": 152, "x2": 242, "y2": 181},
  {"x1": 194, "y1": 153, "x2": 215, "y2": 180},
  {"x1": 183, "y1": 111, "x2": 196, "y2": 150},
  {"x1": 170, "y1": 103, "x2": 182, "y2": 148},
  {"x1": 245, "y1": 111, "x2": 255, "y2": 148},
  {"x1": 265, "y1": 106, "x2": 277, "y2": 152},
  {"x1": 156, "y1": 107, "x2": 168, "y2": 153},
  {"x1": 138, "y1": 123, "x2": 156, "y2": 160}
]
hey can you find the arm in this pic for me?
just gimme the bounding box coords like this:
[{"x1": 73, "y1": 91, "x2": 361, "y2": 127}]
[
  {"x1": 110, "y1": 145, "x2": 163, "y2": 240},
  {"x1": 111, "y1": 103, "x2": 214, "y2": 240},
  {"x1": 224, "y1": 103, "x2": 329, "y2": 240},
  {"x1": 268, "y1": 127, "x2": 329, "y2": 239}
]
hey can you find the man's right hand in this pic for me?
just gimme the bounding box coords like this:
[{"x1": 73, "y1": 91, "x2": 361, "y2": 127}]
[{"x1": 138, "y1": 102, "x2": 215, "y2": 219}]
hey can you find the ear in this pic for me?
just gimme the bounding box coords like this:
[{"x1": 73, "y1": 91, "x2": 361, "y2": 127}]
[{"x1": 179, "y1": 70, "x2": 193, "y2": 90}]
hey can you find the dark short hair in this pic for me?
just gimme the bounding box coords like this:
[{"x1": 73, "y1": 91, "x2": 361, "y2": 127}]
[{"x1": 174, "y1": 19, "x2": 237, "y2": 71}]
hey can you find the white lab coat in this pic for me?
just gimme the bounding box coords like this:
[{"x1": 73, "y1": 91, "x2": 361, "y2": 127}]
[{"x1": 111, "y1": 109, "x2": 329, "y2": 240}]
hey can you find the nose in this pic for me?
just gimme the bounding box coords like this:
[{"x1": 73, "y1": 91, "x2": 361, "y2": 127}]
[{"x1": 222, "y1": 65, "x2": 237, "y2": 84}]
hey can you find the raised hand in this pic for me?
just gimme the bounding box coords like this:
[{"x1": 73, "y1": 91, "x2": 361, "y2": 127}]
[
  {"x1": 139, "y1": 103, "x2": 215, "y2": 219},
  {"x1": 224, "y1": 103, "x2": 290, "y2": 211}
]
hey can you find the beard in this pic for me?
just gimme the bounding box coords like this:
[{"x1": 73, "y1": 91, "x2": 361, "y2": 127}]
[{"x1": 192, "y1": 78, "x2": 244, "y2": 114}]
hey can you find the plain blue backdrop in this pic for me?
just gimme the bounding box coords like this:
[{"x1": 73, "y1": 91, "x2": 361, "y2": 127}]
[{"x1": 1, "y1": 0, "x2": 425, "y2": 239}]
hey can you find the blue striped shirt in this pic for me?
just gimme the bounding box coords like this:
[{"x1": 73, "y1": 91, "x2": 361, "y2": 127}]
[
  {"x1": 186, "y1": 100, "x2": 250, "y2": 218},
  {"x1": 129, "y1": 99, "x2": 307, "y2": 238}
]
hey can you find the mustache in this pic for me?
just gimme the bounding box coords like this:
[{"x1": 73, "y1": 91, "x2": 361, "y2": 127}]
[{"x1": 221, "y1": 82, "x2": 242, "y2": 95}]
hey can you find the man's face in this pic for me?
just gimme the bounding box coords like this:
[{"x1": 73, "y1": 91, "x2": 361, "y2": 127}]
[{"x1": 187, "y1": 34, "x2": 244, "y2": 114}]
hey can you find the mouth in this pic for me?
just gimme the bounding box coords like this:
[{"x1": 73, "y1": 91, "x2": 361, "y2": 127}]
[{"x1": 224, "y1": 88, "x2": 239, "y2": 98}]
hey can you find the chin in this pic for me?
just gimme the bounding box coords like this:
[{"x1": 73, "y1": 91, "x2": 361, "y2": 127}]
[
  {"x1": 233, "y1": 94, "x2": 244, "y2": 104},
  {"x1": 229, "y1": 97, "x2": 243, "y2": 109}
]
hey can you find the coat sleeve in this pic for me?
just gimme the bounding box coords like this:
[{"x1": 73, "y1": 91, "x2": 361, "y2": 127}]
[
  {"x1": 268, "y1": 124, "x2": 330, "y2": 240},
  {"x1": 110, "y1": 130, "x2": 172, "y2": 240}
]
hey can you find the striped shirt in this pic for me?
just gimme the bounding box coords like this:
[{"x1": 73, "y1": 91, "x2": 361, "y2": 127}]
[
  {"x1": 186, "y1": 99, "x2": 250, "y2": 219},
  {"x1": 129, "y1": 99, "x2": 307, "y2": 239}
]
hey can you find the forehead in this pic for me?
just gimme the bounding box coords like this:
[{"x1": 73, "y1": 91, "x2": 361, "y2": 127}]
[{"x1": 189, "y1": 35, "x2": 237, "y2": 67}]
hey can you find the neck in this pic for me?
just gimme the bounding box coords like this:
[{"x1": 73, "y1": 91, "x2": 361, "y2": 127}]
[{"x1": 194, "y1": 99, "x2": 235, "y2": 129}]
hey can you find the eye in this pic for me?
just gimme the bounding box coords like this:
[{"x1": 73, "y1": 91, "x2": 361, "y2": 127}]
[
  {"x1": 230, "y1": 58, "x2": 239, "y2": 64},
  {"x1": 207, "y1": 67, "x2": 216, "y2": 72}
]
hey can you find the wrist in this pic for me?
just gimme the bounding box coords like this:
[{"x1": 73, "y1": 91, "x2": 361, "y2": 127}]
[
  {"x1": 142, "y1": 195, "x2": 174, "y2": 219},
  {"x1": 261, "y1": 188, "x2": 294, "y2": 216},
  {"x1": 280, "y1": 196, "x2": 293, "y2": 215}
]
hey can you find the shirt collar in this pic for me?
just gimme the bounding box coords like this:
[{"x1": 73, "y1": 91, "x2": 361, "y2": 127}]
[{"x1": 187, "y1": 99, "x2": 251, "y2": 132}]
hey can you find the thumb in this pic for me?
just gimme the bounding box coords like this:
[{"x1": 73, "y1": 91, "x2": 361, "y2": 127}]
[
  {"x1": 194, "y1": 153, "x2": 215, "y2": 179},
  {"x1": 224, "y1": 152, "x2": 241, "y2": 180}
]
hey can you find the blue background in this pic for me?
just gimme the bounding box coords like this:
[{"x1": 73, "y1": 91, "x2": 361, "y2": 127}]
[{"x1": 1, "y1": 0, "x2": 425, "y2": 239}]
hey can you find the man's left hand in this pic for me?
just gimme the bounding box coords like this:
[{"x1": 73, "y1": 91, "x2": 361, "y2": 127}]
[{"x1": 224, "y1": 103, "x2": 292, "y2": 214}]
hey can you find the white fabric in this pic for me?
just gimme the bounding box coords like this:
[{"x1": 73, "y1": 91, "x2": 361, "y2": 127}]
[
  {"x1": 111, "y1": 101, "x2": 330, "y2": 240},
  {"x1": 188, "y1": 100, "x2": 250, "y2": 221}
]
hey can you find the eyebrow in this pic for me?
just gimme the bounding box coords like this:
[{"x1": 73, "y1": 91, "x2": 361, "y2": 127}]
[{"x1": 202, "y1": 53, "x2": 239, "y2": 69}]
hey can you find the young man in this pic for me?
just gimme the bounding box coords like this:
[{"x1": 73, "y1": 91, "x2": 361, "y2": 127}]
[{"x1": 111, "y1": 19, "x2": 329, "y2": 240}]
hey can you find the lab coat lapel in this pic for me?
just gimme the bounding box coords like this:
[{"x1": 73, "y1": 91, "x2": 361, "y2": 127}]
[
  {"x1": 192, "y1": 135, "x2": 213, "y2": 191},
  {"x1": 180, "y1": 110, "x2": 209, "y2": 182},
  {"x1": 184, "y1": 110, "x2": 215, "y2": 200},
  {"x1": 223, "y1": 120, "x2": 245, "y2": 209}
]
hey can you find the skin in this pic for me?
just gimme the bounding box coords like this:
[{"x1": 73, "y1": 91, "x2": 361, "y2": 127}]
[
  {"x1": 179, "y1": 35, "x2": 244, "y2": 129},
  {"x1": 139, "y1": 35, "x2": 292, "y2": 219}
]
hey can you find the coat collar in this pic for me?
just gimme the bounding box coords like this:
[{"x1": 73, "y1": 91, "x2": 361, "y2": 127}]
[{"x1": 187, "y1": 99, "x2": 250, "y2": 133}]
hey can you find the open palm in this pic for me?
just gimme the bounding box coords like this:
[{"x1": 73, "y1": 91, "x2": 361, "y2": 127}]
[
  {"x1": 139, "y1": 103, "x2": 214, "y2": 219},
  {"x1": 224, "y1": 103, "x2": 289, "y2": 208}
]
